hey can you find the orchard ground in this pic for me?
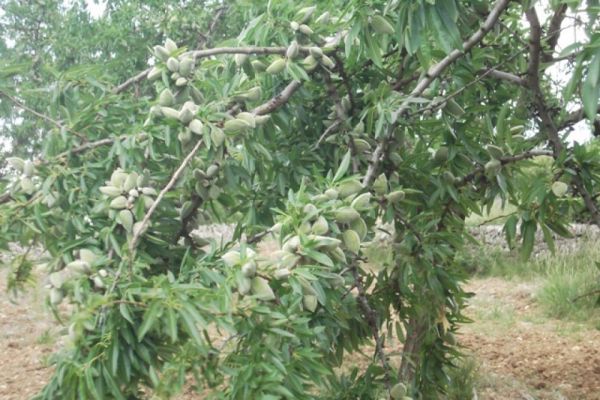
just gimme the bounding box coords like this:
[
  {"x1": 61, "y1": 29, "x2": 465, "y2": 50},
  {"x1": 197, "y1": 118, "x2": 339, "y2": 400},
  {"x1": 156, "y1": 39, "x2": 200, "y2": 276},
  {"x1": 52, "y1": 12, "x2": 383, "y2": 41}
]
[{"x1": 1, "y1": 228, "x2": 599, "y2": 400}]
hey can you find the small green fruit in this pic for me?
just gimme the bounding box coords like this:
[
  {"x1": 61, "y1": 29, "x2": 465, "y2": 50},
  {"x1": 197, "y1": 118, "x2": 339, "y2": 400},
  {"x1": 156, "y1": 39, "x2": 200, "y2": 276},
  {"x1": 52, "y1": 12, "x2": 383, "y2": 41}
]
[
  {"x1": 153, "y1": 45, "x2": 169, "y2": 61},
  {"x1": 147, "y1": 66, "x2": 162, "y2": 81},
  {"x1": 222, "y1": 250, "x2": 241, "y2": 267},
  {"x1": 303, "y1": 294, "x2": 318, "y2": 312},
  {"x1": 266, "y1": 58, "x2": 286, "y2": 74},
  {"x1": 324, "y1": 188, "x2": 339, "y2": 200},
  {"x1": 444, "y1": 98, "x2": 465, "y2": 117},
  {"x1": 117, "y1": 209, "x2": 134, "y2": 232},
  {"x1": 286, "y1": 41, "x2": 299, "y2": 59},
  {"x1": 241, "y1": 261, "x2": 257, "y2": 278},
  {"x1": 210, "y1": 128, "x2": 226, "y2": 147},
  {"x1": 79, "y1": 249, "x2": 98, "y2": 264},
  {"x1": 178, "y1": 108, "x2": 195, "y2": 124},
  {"x1": 224, "y1": 118, "x2": 251, "y2": 134},
  {"x1": 486, "y1": 144, "x2": 504, "y2": 159},
  {"x1": 373, "y1": 173, "x2": 388, "y2": 195},
  {"x1": 189, "y1": 119, "x2": 204, "y2": 135},
  {"x1": 343, "y1": 229, "x2": 361, "y2": 254},
  {"x1": 350, "y1": 217, "x2": 368, "y2": 240},
  {"x1": 337, "y1": 180, "x2": 363, "y2": 198},
  {"x1": 386, "y1": 190, "x2": 405, "y2": 204},
  {"x1": 110, "y1": 196, "x2": 128, "y2": 209},
  {"x1": 312, "y1": 216, "x2": 329, "y2": 235},
  {"x1": 161, "y1": 107, "x2": 180, "y2": 120},
  {"x1": 23, "y1": 160, "x2": 34, "y2": 177},
  {"x1": 551, "y1": 181, "x2": 568, "y2": 197},
  {"x1": 334, "y1": 207, "x2": 360, "y2": 224},
  {"x1": 251, "y1": 60, "x2": 267, "y2": 72},
  {"x1": 179, "y1": 57, "x2": 194, "y2": 76},
  {"x1": 7, "y1": 157, "x2": 25, "y2": 172},
  {"x1": 251, "y1": 277, "x2": 276, "y2": 301},
  {"x1": 371, "y1": 15, "x2": 395, "y2": 34},
  {"x1": 158, "y1": 89, "x2": 175, "y2": 107},
  {"x1": 351, "y1": 192, "x2": 372, "y2": 210},
  {"x1": 390, "y1": 382, "x2": 407, "y2": 399},
  {"x1": 484, "y1": 159, "x2": 502, "y2": 176},
  {"x1": 100, "y1": 186, "x2": 122, "y2": 197},
  {"x1": 164, "y1": 38, "x2": 178, "y2": 53},
  {"x1": 434, "y1": 147, "x2": 449, "y2": 163},
  {"x1": 166, "y1": 57, "x2": 179, "y2": 72},
  {"x1": 298, "y1": 24, "x2": 313, "y2": 35}
]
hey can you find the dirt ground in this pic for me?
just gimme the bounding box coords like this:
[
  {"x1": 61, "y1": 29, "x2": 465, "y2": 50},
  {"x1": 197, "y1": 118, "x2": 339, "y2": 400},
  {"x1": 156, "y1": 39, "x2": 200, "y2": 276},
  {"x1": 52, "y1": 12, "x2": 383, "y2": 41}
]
[
  {"x1": 460, "y1": 278, "x2": 600, "y2": 400},
  {"x1": 1, "y1": 272, "x2": 599, "y2": 399}
]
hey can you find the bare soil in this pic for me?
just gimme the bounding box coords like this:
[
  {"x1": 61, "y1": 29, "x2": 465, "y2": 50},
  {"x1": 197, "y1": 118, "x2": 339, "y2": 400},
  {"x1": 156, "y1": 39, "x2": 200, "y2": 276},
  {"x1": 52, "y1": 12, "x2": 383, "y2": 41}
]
[
  {"x1": 1, "y1": 273, "x2": 599, "y2": 399},
  {"x1": 461, "y1": 278, "x2": 600, "y2": 400}
]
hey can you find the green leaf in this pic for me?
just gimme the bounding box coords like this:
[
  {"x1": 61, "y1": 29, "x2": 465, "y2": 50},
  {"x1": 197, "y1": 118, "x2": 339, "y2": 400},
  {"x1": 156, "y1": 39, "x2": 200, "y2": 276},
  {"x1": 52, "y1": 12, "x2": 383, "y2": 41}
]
[
  {"x1": 333, "y1": 150, "x2": 352, "y2": 182},
  {"x1": 582, "y1": 50, "x2": 600, "y2": 121},
  {"x1": 520, "y1": 220, "x2": 537, "y2": 260},
  {"x1": 302, "y1": 248, "x2": 334, "y2": 268},
  {"x1": 137, "y1": 302, "x2": 161, "y2": 342}
]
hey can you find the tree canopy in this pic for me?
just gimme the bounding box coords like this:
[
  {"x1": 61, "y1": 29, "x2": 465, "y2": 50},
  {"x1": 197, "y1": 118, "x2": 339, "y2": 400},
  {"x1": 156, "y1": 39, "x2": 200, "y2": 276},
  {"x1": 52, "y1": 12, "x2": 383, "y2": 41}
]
[{"x1": 1, "y1": 0, "x2": 599, "y2": 398}]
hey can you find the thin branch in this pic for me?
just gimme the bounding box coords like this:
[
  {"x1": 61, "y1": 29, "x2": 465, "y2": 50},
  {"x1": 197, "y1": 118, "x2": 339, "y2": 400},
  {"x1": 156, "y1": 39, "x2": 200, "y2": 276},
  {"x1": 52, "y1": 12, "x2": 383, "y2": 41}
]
[
  {"x1": 0, "y1": 90, "x2": 87, "y2": 141},
  {"x1": 313, "y1": 120, "x2": 342, "y2": 149},
  {"x1": 457, "y1": 149, "x2": 554, "y2": 186},
  {"x1": 542, "y1": 3, "x2": 568, "y2": 63},
  {"x1": 129, "y1": 139, "x2": 205, "y2": 257},
  {"x1": 115, "y1": 45, "x2": 299, "y2": 94},
  {"x1": 332, "y1": 53, "x2": 355, "y2": 114},
  {"x1": 196, "y1": 6, "x2": 227, "y2": 49},
  {"x1": 350, "y1": 263, "x2": 392, "y2": 392},
  {"x1": 483, "y1": 68, "x2": 526, "y2": 86},
  {"x1": 363, "y1": 0, "x2": 512, "y2": 186},
  {"x1": 571, "y1": 288, "x2": 600, "y2": 303},
  {"x1": 251, "y1": 80, "x2": 303, "y2": 115},
  {"x1": 525, "y1": 8, "x2": 600, "y2": 228},
  {"x1": 172, "y1": 78, "x2": 303, "y2": 244},
  {"x1": 558, "y1": 106, "x2": 600, "y2": 131},
  {"x1": 55, "y1": 136, "x2": 126, "y2": 159},
  {"x1": 114, "y1": 68, "x2": 151, "y2": 94}
]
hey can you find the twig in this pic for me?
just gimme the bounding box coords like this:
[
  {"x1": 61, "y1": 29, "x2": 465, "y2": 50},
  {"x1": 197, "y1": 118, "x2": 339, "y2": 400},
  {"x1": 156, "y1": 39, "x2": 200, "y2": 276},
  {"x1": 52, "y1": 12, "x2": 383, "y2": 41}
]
[
  {"x1": 350, "y1": 263, "x2": 392, "y2": 392},
  {"x1": 362, "y1": 0, "x2": 512, "y2": 186},
  {"x1": 0, "y1": 90, "x2": 87, "y2": 141},
  {"x1": 543, "y1": 4, "x2": 568, "y2": 62},
  {"x1": 457, "y1": 149, "x2": 554, "y2": 186},
  {"x1": 196, "y1": 6, "x2": 227, "y2": 49},
  {"x1": 128, "y1": 139, "x2": 205, "y2": 257},
  {"x1": 483, "y1": 68, "x2": 526, "y2": 86},
  {"x1": 558, "y1": 106, "x2": 600, "y2": 131},
  {"x1": 525, "y1": 8, "x2": 600, "y2": 228},
  {"x1": 115, "y1": 46, "x2": 302, "y2": 94},
  {"x1": 571, "y1": 288, "x2": 600, "y2": 303},
  {"x1": 313, "y1": 120, "x2": 342, "y2": 149},
  {"x1": 251, "y1": 80, "x2": 303, "y2": 115}
]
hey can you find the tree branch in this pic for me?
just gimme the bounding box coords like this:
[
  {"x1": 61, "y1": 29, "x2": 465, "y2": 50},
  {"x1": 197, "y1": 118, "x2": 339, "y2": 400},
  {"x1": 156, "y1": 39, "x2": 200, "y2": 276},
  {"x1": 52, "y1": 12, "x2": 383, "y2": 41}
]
[
  {"x1": 114, "y1": 45, "x2": 301, "y2": 94},
  {"x1": 525, "y1": 7, "x2": 600, "y2": 228},
  {"x1": 542, "y1": 3, "x2": 568, "y2": 63},
  {"x1": 457, "y1": 149, "x2": 554, "y2": 186},
  {"x1": 0, "y1": 90, "x2": 87, "y2": 141},
  {"x1": 483, "y1": 68, "x2": 526, "y2": 86},
  {"x1": 251, "y1": 80, "x2": 303, "y2": 115},
  {"x1": 350, "y1": 262, "x2": 392, "y2": 392},
  {"x1": 363, "y1": 0, "x2": 512, "y2": 186},
  {"x1": 129, "y1": 138, "x2": 205, "y2": 257},
  {"x1": 196, "y1": 5, "x2": 227, "y2": 49},
  {"x1": 558, "y1": 106, "x2": 600, "y2": 131}
]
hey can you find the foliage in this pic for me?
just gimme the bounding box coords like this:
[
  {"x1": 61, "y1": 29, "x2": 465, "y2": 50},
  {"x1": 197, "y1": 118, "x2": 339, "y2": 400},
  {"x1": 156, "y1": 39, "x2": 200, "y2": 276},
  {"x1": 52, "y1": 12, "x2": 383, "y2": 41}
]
[{"x1": 0, "y1": 0, "x2": 599, "y2": 399}]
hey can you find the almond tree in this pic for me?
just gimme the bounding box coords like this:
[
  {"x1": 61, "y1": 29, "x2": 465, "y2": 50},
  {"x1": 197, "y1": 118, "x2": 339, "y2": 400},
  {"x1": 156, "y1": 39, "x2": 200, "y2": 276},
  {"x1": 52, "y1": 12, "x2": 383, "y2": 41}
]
[{"x1": 1, "y1": 1, "x2": 599, "y2": 399}]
